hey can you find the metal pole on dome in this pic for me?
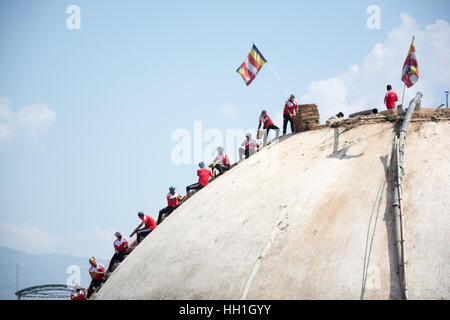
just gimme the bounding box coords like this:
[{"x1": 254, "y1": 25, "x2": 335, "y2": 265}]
[{"x1": 445, "y1": 91, "x2": 449, "y2": 108}]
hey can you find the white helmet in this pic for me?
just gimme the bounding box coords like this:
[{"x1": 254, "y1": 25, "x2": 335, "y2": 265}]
[{"x1": 75, "y1": 283, "x2": 81, "y2": 290}]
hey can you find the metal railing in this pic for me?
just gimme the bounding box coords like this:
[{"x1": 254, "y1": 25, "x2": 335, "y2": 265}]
[{"x1": 15, "y1": 284, "x2": 84, "y2": 300}]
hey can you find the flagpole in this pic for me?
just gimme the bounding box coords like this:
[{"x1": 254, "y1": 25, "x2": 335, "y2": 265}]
[
  {"x1": 401, "y1": 84, "x2": 406, "y2": 107},
  {"x1": 267, "y1": 62, "x2": 290, "y2": 96},
  {"x1": 253, "y1": 42, "x2": 290, "y2": 96}
]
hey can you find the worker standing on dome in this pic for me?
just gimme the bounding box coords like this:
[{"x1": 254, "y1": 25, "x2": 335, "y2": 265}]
[
  {"x1": 384, "y1": 84, "x2": 398, "y2": 120},
  {"x1": 86, "y1": 257, "x2": 105, "y2": 298},
  {"x1": 283, "y1": 94, "x2": 298, "y2": 135},
  {"x1": 186, "y1": 162, "x2": 213, "y2": 199},
  {"x1": 107, "y1": 231, "x2": 129, "y2": 272},
  {"x1": 130, "y1": 212, "x2": 157, "y2": 244},
  {"x1": 157, "y1": 186, "x2": 184, "y2": 225},
  {"x1": 258, "y1": 110, "x2": 280, "y2": 147},
  {"x1": 238, "y1": 133, "x2": 259, "y2": 162}
]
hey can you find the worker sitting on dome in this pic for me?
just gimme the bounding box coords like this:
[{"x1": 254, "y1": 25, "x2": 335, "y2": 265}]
[
  {"x1": 238, "y1": 133, "x2": 259, "y2": 162},
  {"x1": 130, "y1": 212, "x2": 157, "y2": 244},
  {"x1": 186, "y1": 162, "x2": 213, "y2": 199},
  {"x1": 107, "y1": 231, "x2": 129, "y2": 273},
  {"x1": 70, "y1": 283, "x2": 86, "y2": 300},
  {"x1": 86, "y1": 257, "x2": 105, "y2": 298},
  {"x1": 157, "y1": 186, "x2": 185, "y2": 224},
  {"x1": 209, "y1": 146, "x2": 231, "y2": 176}
]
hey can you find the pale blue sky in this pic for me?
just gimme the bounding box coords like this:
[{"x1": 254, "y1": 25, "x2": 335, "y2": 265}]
[{"x1": 0, "y1": 0, "x2": 449, "y2": 258}]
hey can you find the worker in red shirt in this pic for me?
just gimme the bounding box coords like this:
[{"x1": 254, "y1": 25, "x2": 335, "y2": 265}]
[
  {"x1": 186, "y1": 162, "x2": 213, "y2": 199},
  {"x1": 107, "y1": 231, "x2": 129, "y2": 272},
  {"x1": 283, "y1": 94, "x2": 298, "y2": 135},
  {"x1": 238, "y1": 133, "x2": 259, "y2": 162},
  {"x1": 70, "y1": 283, "x2": 86, "y2": 300},
  {"x1": 130, "y1": 212, "x2": 157, "y2": 244},
  {"x1": 157, "y1": 186, "x2": 184, "y2": 224},
  {"x1": 86, "y1": 257, "x2": 105, "y2": 298},
  {"x1": 384, "y1": 85, "x2": 398, "y2": 119},
  {"x1": 258, "y1": 110, "x2": 279, "y2": 147},
  {"x1": 210, "y1": 146, "x2": 231, "y2": 176}
]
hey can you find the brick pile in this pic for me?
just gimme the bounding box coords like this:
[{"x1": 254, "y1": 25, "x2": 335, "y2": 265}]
[{"x1": 294, "y1": 104, "x2": 320, "y2": 132}]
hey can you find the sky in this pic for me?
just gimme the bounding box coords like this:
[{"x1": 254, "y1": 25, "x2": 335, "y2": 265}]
[{"x1": 0, "y1": 0, "x2": 449, "y2": 259}]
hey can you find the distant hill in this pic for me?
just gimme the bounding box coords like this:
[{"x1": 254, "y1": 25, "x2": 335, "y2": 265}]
[{"x1": 0, "y1": 246, "x2": 108, "y2": 299}]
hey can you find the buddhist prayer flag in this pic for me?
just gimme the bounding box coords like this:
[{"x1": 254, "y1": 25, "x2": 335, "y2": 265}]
[
  {"x1": 236, "y1": 44, "x2": 267, "y2": 86},
  {"x1": 401, "y1": 37, "x2": 419, "y2": 88}
]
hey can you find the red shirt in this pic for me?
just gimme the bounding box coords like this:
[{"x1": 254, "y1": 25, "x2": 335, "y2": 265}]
[
  {"x1": 284, "y1": 99, "x2": 298, "y2": 115},
  {"x1": 167, "y1": 193, "x2": 180, "y2": 206},
  {"x1": 243, "y1": 139, "x2": 258, "y2": 151},
  {"x1": 113, "y1": 237, "x2": 129, "y2": 252},
  {"x1": 259, "y1": 114, "x2": 274, "y2": 128},
  {"x1": 197, "y1": 168, "x2": 213, "y2": 186},
  {"x1": 385, "y1": 91, "x2": 398, "y2": 109},
  {"x1": 71, "y1": 290, "x2": 86, "y2": 300},
  {"x1": 214, "y1": 153, "x2": 231, "y2": 168},
  {"x1": 89, "y1": 264, "x2": 105, "y2": 280},
  {"x1": 143, "y1": 215, "x2": 156, "y2": 230}
]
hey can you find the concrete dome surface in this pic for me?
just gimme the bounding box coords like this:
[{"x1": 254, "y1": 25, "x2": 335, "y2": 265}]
[{"x1": 94, "y1": 121, "x2": 449, "y2": 300}]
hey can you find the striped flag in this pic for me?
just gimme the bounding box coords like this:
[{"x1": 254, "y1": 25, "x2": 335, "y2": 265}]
[
  {"x1": 236, "y1": 44, "x2": 267, "y2": 86},
  {"x1": 401, "y1": 37, "x2": 419, "y2": 88}
]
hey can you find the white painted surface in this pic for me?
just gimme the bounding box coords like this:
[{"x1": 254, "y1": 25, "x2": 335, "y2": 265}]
[
  {"x1": 94, "y1": 121, "x2": 449, "y2": 300},
  {"x1": 402, "y1": 121, "x2": 450, "y2": 300}
]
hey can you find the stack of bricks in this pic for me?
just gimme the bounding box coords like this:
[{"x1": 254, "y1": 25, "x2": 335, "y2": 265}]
[{"x1": 294, "y1": 104, "x2": 320, "y2": 132}]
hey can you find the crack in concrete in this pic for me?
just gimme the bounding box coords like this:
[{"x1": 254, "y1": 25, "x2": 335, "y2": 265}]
[{"x1": 240, "y1": 205, "x2": 289, "y2": 300}]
